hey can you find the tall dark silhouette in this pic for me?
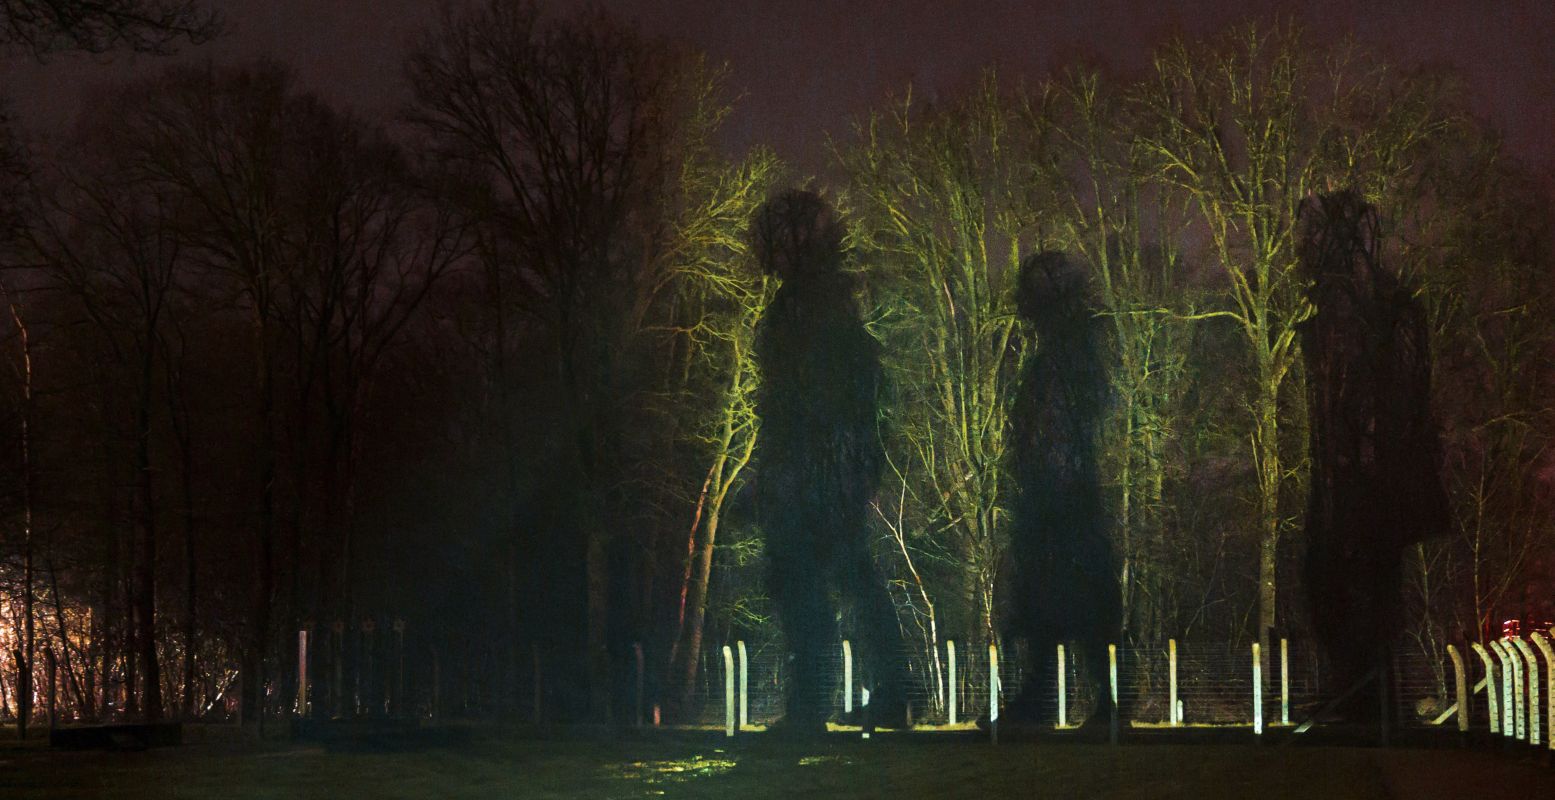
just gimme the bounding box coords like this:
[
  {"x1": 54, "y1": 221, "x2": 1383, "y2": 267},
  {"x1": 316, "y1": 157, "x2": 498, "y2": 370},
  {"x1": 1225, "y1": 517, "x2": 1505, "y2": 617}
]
[
  {"x1": 1005, "y1": 251, "x2": 1119, "y2": 725},
  {"x1": 749, "y1": 189, "x2": 909, "y2": 731},
  {"x1": 1300, "y1": 190, "x2": 1450, "y2": 711}
]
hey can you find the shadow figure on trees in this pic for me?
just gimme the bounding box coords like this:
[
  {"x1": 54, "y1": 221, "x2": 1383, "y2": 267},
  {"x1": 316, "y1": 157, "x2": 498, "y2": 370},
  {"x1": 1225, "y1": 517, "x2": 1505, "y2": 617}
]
[
  {"x1": 1003, "y1": 252, "x2": 1120, "y2": 727},
  {"x1": 1299, "y1": 190, "x2": 1450, "y2": 718},
  {"x1": 748, "y1": 189, "x2": 910, "y2": 732}
]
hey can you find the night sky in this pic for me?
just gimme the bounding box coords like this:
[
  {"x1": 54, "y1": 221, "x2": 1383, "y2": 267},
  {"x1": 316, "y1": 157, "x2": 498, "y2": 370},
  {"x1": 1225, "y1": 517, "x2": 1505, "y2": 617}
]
[{"x1": 3, "y1": 0, "x2": 1553, "y2": 190}]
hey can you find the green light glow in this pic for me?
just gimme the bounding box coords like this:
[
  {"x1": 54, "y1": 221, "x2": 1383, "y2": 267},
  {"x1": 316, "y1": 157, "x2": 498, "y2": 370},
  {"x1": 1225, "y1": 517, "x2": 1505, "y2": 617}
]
[
  {"x1": 797, "y1": 755, "x2": 854, "y2": 767},
  {"x1": 606, "y1": 755, "x2": 738, "y2": 787}
]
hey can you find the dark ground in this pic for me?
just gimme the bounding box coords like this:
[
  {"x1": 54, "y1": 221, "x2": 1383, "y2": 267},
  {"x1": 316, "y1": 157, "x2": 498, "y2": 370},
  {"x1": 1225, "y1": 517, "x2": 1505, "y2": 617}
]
[{"x1": 2, "y1": 726, "x2": 1552, "y2": 799}]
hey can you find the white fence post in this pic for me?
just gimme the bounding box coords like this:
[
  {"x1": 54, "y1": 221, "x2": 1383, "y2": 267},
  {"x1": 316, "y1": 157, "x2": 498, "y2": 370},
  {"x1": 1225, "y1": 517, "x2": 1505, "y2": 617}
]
[
  {"x1": 297, "y1": 629, "x2": 309, "y2": 716},
  {"x1": 1511, "y1": 637, "x2": 1539, "y2": 746},
  {"x1": 722, "y1": 645, "x2": 735, "y2": 737},
  {"x1": 1057, "y1": 643, "x2": 1067, "y2": 729},
  {"x1": 1491, "y1": 639, "x2": 1519, "y2": 738},
  {"x1": 1252, "y1": 642, "x2": 1263, "y2": 735},
  {"x1": 1108, "y1": 644, "x2": 1119, "y2": 745},
  {"x1": 1510, "y1": 640, "x2": 1527, "y2": 741},
  {"x1": 989, "y1": 643, "x2": 1000, "y2": 745},
  {"x1": 1502, "y1": 639, "x2": 1527, "y2": 740},
  {"x1": 1446, "y1": 644, "x2": 1469, "y2": 733},
  {"x1": 1530, "y1": 632, "x2": 1555, "y2": 752},
  {"x1": 1280, "y1": 638, "x2": 1290, "y2": 726},
  {"x1": 842, "y1": 640, "x2": 853, "y2": 715},
  {"x1": 1168, "y1": 639, "x2": 1179, "y2": 726},
  {"x1": 1471, "y1": 642, "x2": 1500, "y2": 734},
  {"x1": 737, "y1": 640, "x2": 748, "y2": 731},
  {"x1": 947, "y1": 640, "x2": 958, "y2": 726}
]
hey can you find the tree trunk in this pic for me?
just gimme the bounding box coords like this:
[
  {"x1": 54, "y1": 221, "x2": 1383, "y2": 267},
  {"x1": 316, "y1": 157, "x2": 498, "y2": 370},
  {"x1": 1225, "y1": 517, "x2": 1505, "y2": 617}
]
[
  {"x1": 560, "y1": 330, "x2": 612, "y2": 722},
  {"x1": 98, "y1": 493, "x2": 116, "y2": 719},
  {"x1": 135, "y1": 351, "x2": 163, "y2": 720},
  {"x1": 121, "y1": 553, "x2": 137, "y2": 716},
  {"x1": 166, "y1": 337, "x2": 199, "y2": 719},
  {"x1": 667, "y1": 465, "x2": 715, "y2": 671},
  {"x1": 49, "y1": 562, "x2": 90, "y2": 717},
  {"x1": 1254, "y1": 356, "x2": 1281, "y2": 669},
  {"x1": 585, "y1": 525, "x2": 610, "y2": 721},
  {"x1": 671, "y1": 507, "x2": 720, "y2": 713},
  {"x1": 8, "y1": 297, "x2": 36, "y2": 739},
  {"x1": 243, "y1": 317, "x2": 277, "y2": 726},
  {"x1": 181, "y1": 443, "x2": 197, "y2": 717}
]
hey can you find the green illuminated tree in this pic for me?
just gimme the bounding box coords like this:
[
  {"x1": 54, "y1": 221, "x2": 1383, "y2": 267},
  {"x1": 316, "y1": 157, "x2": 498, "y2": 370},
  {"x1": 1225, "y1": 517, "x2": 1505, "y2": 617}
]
[
  {"x1": 1134, "y1": 26, "x2": 1336, "y2": 657},
  {"x1": 839, "y1": 74, "x2": 1041, "y2": 643},
  {"x1": 1045, "y1": 71, "x2": 1197, "y2": 650},
  {"x1": 1137, "y1": 25, "x2": 1516, "y2": 658},
  {"x1": 658, "y1": 148, "x2": 782, "y2": 714}
]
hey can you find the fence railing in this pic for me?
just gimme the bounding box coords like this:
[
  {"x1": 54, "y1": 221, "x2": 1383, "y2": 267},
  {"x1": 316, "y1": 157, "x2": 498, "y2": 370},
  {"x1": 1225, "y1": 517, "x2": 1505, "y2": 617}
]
[
  {"x1": 12, "y1": 624, "x2": 1551, "y2": 759},
  {"x1": 670, "y1": 632, "x2": 1555, "y2": 751}
]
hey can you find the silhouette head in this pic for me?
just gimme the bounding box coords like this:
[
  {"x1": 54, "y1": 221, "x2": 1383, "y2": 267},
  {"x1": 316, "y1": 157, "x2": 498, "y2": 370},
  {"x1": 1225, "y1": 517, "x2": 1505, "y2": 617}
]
[
  {"x1": 1017, "y1": 251, "x2": 1092, "y2": 330},
  {"x1": 1299, "y1": 189, "x2": 1380, "y2": 281},
  {"x1": 749, "y1": 189, "x2": 846, "y2": 282}
]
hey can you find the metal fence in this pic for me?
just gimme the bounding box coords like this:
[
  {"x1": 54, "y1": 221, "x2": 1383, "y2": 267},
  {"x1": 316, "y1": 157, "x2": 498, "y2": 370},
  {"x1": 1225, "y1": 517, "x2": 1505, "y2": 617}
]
[{"x1": 667, "y1": 632, "x2": 1555, "y2": 750}]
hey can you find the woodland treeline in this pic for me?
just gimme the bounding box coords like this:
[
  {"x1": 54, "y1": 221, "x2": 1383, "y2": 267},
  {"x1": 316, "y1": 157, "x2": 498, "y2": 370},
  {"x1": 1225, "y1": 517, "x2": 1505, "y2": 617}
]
[{"x1": 0, "y1": 1, "x2": 1550, "y2": 727}]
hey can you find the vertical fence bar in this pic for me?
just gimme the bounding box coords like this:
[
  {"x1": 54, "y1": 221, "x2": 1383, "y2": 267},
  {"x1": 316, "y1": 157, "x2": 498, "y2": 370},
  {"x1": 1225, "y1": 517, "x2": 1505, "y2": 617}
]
[
  {"x1": 394, "y1": 620, "x2": 405, "y2": 717},
  {"x1": 737, "y1": 641, "x2": 748, "y2": 731},
  {"x1": 1498, "y1": 640, "x2": 1525, "y2": 740},
  {"x1": 1252, "y1": 642, "x2": 1263, "y2": 735},
  {"x1": 431, "y1": 649, "x2": 441, "y2": 721},
  {"x1": 842, "y1": 640, "x2": 853, "y2": 715},
  {"x1": 1512, "y1": 640, "x2": 1527, "y2": 741},
  {"x1": 723, "y1": 645, "x2": 735, "y2": 737},
  {"x1": 297, "y1": 629, "x2": 309, "y2": 716},
  {"x1": 1057, "y1": 644, "x2": 1067, "y2": 728},
  {"x1": 1447, "y1": 644, "x2": 1469, "y2": 734},
  {"x1": 1489, "y1": 640, "x2": 1508, "y2": 736},
  {"x1": 939, "y1": 638, "x2": 951, "y2": 725},
  {"x1": 1168, "y1": 639, "x2": 1179, "y2": 726},
  {"x1": 1378, "y1": 650, "x2": 1390, "y2": 747},
  {"x1": 633, "y1": 643, "x2": 645, "y2": 729},
  {"x1": 532, "y1": 643, "x2": 543, "y2": 726},
  {"x1": 1108, "y1": 644, "x2": 1119, "y2": 745},
  {"x1": 1471, "y1": 642, "x2": 1499, "y2": 734},
  {"x1": 1280, "y1": 638, "x2": 1290, "y2": 726},
  {"x1": 331, "y1": 621, "x2": 345, "y2": 718},
  {"x1": 989, "y1": 643, "x2": 999, "y2": 745},
  {"x1": 1513, "y1": 637, "x2": 1540, "y2": 746},
  {"x1": 1490, "y1": 640, "x2": 1516, "y2": 738},
  {"x1": 1531, "y1": 632, "x2": 1555, "y2": 751}
]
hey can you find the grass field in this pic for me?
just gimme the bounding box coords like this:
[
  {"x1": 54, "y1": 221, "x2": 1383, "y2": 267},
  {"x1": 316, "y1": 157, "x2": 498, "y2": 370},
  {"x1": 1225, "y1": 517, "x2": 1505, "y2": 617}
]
[{"x1": 2, "y1": 730, "x2": 1551, "y2": 798}]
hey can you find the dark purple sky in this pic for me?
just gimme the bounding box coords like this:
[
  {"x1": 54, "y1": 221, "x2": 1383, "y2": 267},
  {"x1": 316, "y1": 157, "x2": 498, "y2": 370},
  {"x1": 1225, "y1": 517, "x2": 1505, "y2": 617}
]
[{"x1": 4, "y1": 0, "x2": 1553, "y2": 186}]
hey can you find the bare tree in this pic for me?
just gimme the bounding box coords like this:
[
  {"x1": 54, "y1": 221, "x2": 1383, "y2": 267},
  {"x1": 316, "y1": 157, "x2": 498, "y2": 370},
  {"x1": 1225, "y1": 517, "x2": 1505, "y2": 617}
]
[
  {"x1": 1042, "y1": 71, "x2": 1201, "y2": 650},
  {"x1": 0, "y1": 278, "x2": 35, "y2": 736},
  {"x1": 839, "y1": 74, "x2": 1042, "y2": 643},
  {"x1": 1134, "y1": 25, "x2": 1322, "y2": 658},
  {"x1": 31, "y1": 124, "x2": 190, "y2": 719},
  {"x1": 285, "y1": 125, "x2": 468, "y2": 715},
  {"x1": 105, "y1": 62, "x2": 350, "y2": 723},
  {"x1": 408, "y1": 0, "x2": 726, "y2": 719},
  {"x1": 1, "y1": 0, "x2": 215, "y2": 56},
  {"x1": 658, "y1": 147, "x2": 781, "y2": 714}
]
